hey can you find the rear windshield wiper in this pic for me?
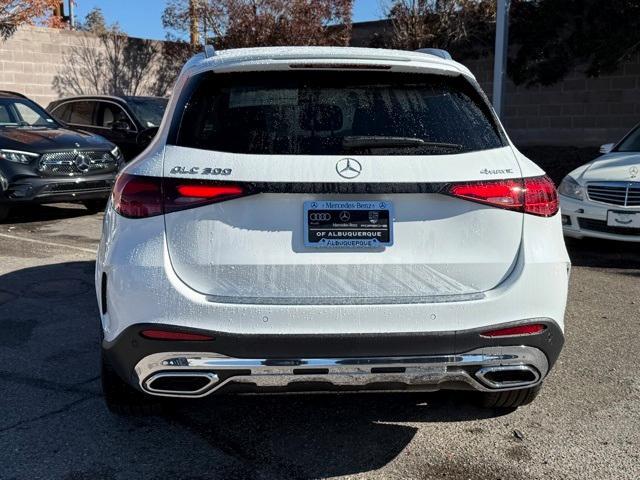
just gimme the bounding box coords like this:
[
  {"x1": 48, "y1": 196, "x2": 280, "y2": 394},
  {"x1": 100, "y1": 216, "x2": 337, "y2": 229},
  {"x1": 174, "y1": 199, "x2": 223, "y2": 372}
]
[{"x1": 342, "y1": 136, "x2": 463, "y2": 151}]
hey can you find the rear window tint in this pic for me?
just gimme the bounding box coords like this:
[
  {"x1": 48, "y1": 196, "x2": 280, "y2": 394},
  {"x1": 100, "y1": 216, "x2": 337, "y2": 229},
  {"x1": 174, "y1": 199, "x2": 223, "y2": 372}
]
[{"x1": 172, "y1": 71, "x2": 504, "y2": 155}]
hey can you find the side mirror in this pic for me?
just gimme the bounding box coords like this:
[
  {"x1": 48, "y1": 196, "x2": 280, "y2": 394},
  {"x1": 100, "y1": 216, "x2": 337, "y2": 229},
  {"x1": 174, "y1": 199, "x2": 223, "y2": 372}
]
[
  {"x1": 112, "y1": 120, "x2": 131, "y2": 132},
  {"x1": 599, "y1": 143, "x2": 615, "y2": 154}
]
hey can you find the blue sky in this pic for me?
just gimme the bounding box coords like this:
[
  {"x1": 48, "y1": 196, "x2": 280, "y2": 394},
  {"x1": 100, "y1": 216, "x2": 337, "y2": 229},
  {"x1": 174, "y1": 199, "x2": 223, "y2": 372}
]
[{"x1": 72, "y1": 0, "x2": 384, "y2": 40}]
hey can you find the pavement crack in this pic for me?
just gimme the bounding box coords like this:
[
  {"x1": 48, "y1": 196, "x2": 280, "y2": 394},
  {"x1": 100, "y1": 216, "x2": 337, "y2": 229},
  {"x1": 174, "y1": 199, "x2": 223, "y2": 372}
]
[
  {"x1": 74, "y1": 375, "x2": 100, "y2": 386},
  {"x1": 0, "y1": 370, "x2": 101, "y2": 397},
  {"x1": 0, "y1": 396, "x2": 95, "y2": 434}
]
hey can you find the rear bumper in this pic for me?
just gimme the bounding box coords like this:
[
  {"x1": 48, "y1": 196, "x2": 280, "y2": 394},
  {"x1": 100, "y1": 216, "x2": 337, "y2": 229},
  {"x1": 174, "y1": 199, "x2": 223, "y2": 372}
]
[
  {"x1": 97, "y1": 208, "x2": 569, "y2": 397},
  {"x1": 135, "y1": 346, "x2": 548, "y2": 397},
  {"x1": 103, "y1": 319, "x2": 564, "y2": 397}
]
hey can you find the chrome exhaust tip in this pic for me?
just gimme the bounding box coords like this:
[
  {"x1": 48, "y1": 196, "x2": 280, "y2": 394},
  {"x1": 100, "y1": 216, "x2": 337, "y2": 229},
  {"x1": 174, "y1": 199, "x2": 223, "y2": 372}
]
[
  {"x1": 144, "y1": 372, "x2": 219, "y2": 396},
  {"x1": 475, "y1": 365, "x2": 540, "y2": 389}
]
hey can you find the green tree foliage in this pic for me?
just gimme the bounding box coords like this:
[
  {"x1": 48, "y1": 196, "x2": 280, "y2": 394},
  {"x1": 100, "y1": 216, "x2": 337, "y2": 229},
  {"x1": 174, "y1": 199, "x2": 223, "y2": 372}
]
[{"x1": 78, "y1": 7, "x2": 123, "y2": 35}]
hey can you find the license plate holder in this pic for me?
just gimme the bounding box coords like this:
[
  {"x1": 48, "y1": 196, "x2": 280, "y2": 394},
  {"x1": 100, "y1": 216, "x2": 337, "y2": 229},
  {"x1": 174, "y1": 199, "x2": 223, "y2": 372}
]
[
  {"x1": 304, "y1": 200, "x2": 393, "y2": 249},
  {"x1": 607, "y1": 210, "x2": 640, "y2": 228}
]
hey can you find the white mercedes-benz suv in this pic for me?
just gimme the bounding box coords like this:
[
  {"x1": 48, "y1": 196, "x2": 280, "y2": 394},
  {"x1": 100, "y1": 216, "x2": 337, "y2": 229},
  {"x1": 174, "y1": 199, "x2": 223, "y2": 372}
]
[
  {"x1": 560, "y1": 126, "x2": 640, "y2": 242},
  {"x1": 96, "y1": 47, "x2": 569, "y2": 414}
]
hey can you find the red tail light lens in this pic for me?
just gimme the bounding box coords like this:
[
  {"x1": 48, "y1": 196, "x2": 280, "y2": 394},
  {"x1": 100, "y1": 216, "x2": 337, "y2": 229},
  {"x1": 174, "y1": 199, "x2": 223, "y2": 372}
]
[
  {"x1": 112, "y1": 174, "x2": 248, "y2": 218},
  {"x1": 480, "y1": 324, "x2": 546, "y2": 338},
  {"x1": 112, "y1": 174, "x2": 163, "y2": 219},
  {"x1": 141, "y1": 329, "x2": 215, "y2": 341},
  {"x1": 522, "y1": 176, "x2": 559, "y2": 217},
  {"x1": 164, "y1": 180, "x2": 247, "y2": 214},
  {"x1": 174, "y1": 184, "x2": 244, "y2": 199},
  {"x1": 449, "y1": 179, "x2": 523, "y2": 211},
  {"x1": 448, "y1": 175, "x2": 558, "y2": 217}
]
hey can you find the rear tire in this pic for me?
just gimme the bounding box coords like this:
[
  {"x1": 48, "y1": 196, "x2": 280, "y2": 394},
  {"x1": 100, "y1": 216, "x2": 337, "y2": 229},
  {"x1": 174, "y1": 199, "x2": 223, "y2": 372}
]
[
  {"x1": 83, "y1": 199, "x2": 108, "y2": 214},
  {"x1": 0, "y1": 205, "x2": 9, "y2": 223},
  {"x1": 478, "y1": 385, "x2": 542, "y2": 409},
  {"x1": 101, "y1": 353, "x2": 165, "y2": 415}
]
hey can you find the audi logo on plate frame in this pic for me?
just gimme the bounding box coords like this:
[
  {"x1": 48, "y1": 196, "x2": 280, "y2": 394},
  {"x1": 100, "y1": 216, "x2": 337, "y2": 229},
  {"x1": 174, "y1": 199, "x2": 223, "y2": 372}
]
[{"x1": 309, "y1": 212, "x2": 332, "y2": 221}]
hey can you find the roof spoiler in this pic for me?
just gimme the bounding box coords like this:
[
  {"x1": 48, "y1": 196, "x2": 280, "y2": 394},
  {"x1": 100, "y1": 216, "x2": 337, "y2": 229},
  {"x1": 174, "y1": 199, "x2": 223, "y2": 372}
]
[{"x1": 415, "y1": 48, "x2": 452, "y2": 60}]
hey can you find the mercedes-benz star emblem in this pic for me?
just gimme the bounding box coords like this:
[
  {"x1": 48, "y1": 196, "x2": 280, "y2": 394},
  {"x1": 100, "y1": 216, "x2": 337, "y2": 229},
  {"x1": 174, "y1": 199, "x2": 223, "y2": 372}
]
[
  {"x1": 74, "y1": 152, "x2": 91, "y2": 172},
  {"x1": 336, "y1": 158, "x2": 362, "y2": 179},
  {"x1": 630, "y1": 166, "x2": 639, "y2": 179},
  {"x1": 339, "y1": 211, "x2": 351, "y2": 222}
]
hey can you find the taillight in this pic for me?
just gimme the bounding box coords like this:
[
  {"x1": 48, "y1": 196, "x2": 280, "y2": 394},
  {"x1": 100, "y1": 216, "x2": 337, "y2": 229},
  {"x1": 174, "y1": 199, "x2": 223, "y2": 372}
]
[
  {"x1": 447, "y1": 175, "x2": 558, "y2": 217},
  {"x1": 112, "y1": 174, "x2": 248, "y2": 218},
  {"x1": 164, "y1": 179, "x2": 247, "y2": 214},
  {"x1": 112, "y1": 173, "x2": 162, "y2": 219},
  {"x1": 140, "y1": 329, "x2": 215, "y2": 341},
  {"x1": 480, "y1": 324, "x2": 547, "y2": 338},
  {"x1": 522, "y1": 176, "x2": 559, "y2": 217}
]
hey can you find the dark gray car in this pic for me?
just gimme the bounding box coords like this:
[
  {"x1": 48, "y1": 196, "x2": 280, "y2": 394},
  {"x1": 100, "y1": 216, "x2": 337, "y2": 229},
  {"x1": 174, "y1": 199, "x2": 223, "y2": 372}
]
[
  {"x1": 0, "y1": 91, "x2": 121, "y2": 222},
  {"x1": 47, "y1": 95, "x2": 168, "y2": 161}
]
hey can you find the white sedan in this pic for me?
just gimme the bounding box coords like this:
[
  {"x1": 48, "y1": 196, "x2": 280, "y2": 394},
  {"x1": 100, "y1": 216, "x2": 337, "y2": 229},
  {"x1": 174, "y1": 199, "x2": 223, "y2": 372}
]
[{"x1": 560, "y1": 126, "x2": 640, "y2": 242}]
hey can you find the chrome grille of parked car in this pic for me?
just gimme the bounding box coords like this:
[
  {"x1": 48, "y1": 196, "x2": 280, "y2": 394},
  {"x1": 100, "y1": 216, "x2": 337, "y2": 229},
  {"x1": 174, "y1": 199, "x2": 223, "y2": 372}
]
[
  {"x1": 587, "y1": 182, "x2": 640, "y2": 207},
  {"x1": 39, "y1": 150, "x2": 117, "y2": 176}
]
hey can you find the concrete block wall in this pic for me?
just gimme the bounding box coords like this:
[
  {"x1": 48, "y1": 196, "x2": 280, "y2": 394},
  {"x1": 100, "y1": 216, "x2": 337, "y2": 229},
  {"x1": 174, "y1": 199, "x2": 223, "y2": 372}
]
[
  {"x1": 0, "y1": 26, "x2": 175, "y2": 108},
  {"x1": 465, "y1": 55, "x2": 640, "y2": 147},
  {"x1": 2, "y1": 25, "x2": 640, "y2": 148},
  {"x1": 1, "y1": 27, "x2": 94, "y2": 106}
]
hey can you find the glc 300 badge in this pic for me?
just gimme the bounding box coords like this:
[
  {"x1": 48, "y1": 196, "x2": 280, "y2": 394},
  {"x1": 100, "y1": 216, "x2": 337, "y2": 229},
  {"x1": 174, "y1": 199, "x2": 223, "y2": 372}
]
[{"x1": 169, "y1": 166, "x2": 232, "y2": 175}]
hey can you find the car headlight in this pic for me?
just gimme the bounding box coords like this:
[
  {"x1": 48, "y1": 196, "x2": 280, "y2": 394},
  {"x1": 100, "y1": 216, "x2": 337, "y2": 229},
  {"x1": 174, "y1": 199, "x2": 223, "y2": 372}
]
[
  {"x1": 110, "y1": 145, "x2": 122, "y2": 159},
  {"x1": 0, "y1": 149, "x2": 40, "y2": 164},
  {"x1": 558, "y1": 176, "x2": 584, "y2": 200}
]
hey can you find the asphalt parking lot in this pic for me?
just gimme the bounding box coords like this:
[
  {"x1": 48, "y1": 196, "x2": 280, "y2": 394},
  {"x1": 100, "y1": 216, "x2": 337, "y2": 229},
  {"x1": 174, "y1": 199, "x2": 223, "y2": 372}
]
[{"x1": 0, "y1": 204, "x2": 639, "y2": 480}]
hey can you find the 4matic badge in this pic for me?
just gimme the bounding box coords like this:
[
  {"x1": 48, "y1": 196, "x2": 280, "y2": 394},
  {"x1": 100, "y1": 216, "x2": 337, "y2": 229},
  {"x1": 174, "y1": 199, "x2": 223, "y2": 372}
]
[
  {"x1": 480, "y1": 168, "x2": 514, "y2": 175},
  {"x1": 169, "y1": 166, "x2": 232, "y2": 176}
]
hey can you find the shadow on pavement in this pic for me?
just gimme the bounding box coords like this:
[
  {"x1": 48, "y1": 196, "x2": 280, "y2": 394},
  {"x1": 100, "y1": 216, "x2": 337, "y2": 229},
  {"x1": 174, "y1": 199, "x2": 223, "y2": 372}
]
[
  {"x1": 167, "y1": 391, "x2": 507, "y2": 479},
  {"x1": 2, "y1": 203, "x2": 93, "y2": 225},
  {"x1": 565, "y1": 237, "x2": 640, "y2": 269},
  {"x1": 0, "y1": 261, "x2": 512, "y2": 479}
]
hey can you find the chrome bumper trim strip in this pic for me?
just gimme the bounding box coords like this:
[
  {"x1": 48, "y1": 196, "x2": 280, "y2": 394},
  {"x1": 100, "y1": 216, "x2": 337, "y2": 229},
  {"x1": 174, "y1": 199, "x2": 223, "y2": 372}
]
[{"x1": 134, "y1": 346, "x2": 549, "y2": 398}]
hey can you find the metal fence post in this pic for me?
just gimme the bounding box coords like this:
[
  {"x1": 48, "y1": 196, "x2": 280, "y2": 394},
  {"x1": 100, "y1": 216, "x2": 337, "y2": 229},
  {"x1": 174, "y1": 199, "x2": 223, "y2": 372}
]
[{"x1": 493, "y1": 0, "x2": 510, "y2": 119}]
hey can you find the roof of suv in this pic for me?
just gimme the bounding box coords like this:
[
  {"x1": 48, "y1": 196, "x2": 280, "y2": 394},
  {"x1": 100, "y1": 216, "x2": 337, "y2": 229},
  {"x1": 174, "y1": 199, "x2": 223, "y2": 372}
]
[
  {"x1": 49, "y1": 95, "x2": 167, "y2": 104},
  {"x1": 180, "y1": 46, "x2": 474, "y2": 80},
  {"x1": 0, "y1": 90, "x2": 30, "y2": 100}
]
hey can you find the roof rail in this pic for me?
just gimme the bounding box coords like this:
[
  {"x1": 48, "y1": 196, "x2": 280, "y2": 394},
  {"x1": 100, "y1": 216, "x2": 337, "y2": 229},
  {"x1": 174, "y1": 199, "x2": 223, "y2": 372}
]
[
  {"x1": 415, "y1": 48, "x2": 452, "y2": 60},
  {"x1": 204, "y1": 44, "x2": 216, "y2": 58}
]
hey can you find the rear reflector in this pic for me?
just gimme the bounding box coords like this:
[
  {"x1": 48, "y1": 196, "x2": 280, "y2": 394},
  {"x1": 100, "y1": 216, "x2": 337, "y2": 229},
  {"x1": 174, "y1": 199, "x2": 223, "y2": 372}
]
[
  {"x1": 448, "y1": 175, "x2": 558, "y2": 217},
  {"x1": 140, "y1": 329, "x2": 215, "y2": 341},
  {"x1": 480, "y1": 324, "x2": 546, "y2": 338}
]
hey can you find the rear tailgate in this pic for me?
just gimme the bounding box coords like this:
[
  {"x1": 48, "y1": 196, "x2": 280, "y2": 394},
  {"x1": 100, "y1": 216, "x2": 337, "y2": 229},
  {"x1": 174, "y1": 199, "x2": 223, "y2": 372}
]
[{"x1": 163, "y1": 147, "x2": 522, "y2": 303}]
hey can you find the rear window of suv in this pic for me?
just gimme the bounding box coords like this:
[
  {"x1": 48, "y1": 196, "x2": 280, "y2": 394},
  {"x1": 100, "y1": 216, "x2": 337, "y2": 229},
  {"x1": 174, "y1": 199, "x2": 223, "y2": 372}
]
[{"x1": 172, "y1": 71, "x2": 505, "y2": 155}]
